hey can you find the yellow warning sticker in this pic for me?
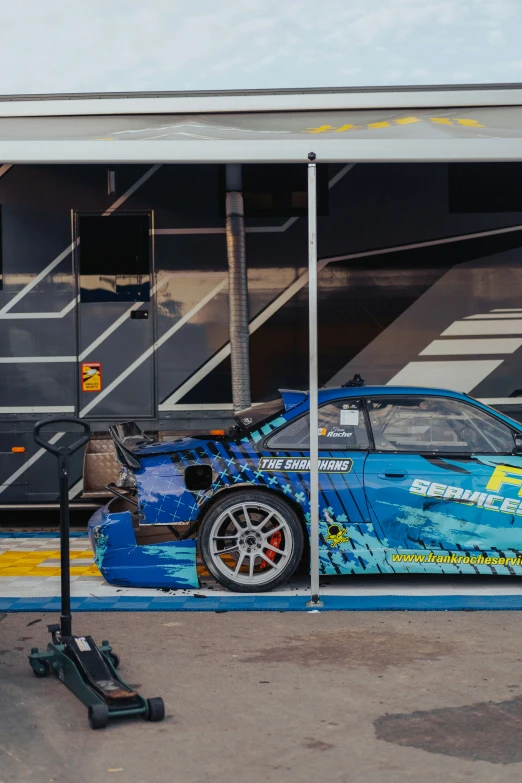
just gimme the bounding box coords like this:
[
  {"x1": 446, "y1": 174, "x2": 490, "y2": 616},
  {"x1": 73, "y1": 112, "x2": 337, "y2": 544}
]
[{"x1": 82, "y1": 362, "x2": 102, "y2": 392}]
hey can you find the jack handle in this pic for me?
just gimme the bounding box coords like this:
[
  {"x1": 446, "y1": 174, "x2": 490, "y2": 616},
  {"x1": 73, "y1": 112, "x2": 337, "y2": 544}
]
[{"x1": 33, "y1": 417, "x2": 91, "y2": 456}]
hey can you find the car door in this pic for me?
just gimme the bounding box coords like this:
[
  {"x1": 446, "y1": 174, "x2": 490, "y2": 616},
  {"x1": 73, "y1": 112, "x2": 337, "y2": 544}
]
[
  {"x1": 363, "y1": 395, "x2": 522, "y2": 574},
  {"x1": 262, "y1": 398, "x2": 377, "y2": 575}
]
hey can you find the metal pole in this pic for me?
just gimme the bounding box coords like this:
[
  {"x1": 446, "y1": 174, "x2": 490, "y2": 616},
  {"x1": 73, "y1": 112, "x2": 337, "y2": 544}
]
[
  {"x1": 226, "y1": 163, "x2": 251, "y2": 412},
  {"x1": 307, "y1": 156, "x2": 322, "y2": 607},
  {"x1": 59, "y1": 451, "x2": 72, "y2": 636}
]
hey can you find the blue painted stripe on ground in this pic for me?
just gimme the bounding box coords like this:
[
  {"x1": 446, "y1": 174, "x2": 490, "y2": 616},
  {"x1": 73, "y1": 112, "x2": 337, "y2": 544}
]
[{"x1": 3, "y1": 593, "x2": 522, "y2": 612}]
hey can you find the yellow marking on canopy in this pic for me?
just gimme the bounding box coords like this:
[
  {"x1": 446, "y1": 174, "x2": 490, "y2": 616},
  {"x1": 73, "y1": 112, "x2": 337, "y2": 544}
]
[
  {"x1": 334, "y1": 124, "x2": 362, "y2": 132},
  {"x1": 455, "y1": 118, "x2": 486, "y2": 127},
  {"x1": 302, "y1": 125, "x2": 335, "y2": 134}
]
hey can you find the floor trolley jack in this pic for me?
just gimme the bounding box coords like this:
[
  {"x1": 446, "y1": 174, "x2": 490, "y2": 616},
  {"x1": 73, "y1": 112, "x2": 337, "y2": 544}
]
[{"x1": 28, "y1": 418, "x2": 165, "y2": 730}]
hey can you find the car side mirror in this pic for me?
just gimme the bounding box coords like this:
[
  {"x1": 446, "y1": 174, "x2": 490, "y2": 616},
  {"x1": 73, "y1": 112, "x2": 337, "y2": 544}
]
[{"x1": 514, "y1": 435, "x2": 522, "y2": 455}]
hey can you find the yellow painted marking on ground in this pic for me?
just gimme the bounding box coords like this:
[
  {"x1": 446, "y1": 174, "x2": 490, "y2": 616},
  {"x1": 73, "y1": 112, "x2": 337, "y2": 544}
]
[
  {"x1": 455, "y1": 118, "x2": 485, "y2": 127},
  {"x1": 367, "y1": 122, "x2": 390, "y2": 129},
  {"x1": 394, "y1": 117, "x2": 421, "y2": 125},
  {"x1": 333, "y1": 124, "x2": 362, "y2": 132},
  {"x1": 0, "y1": 550, "x2": 100, "y2": 577},
  {"x1": 0, "y1": 550, "x2": 93, "y2": 560},
  {"x1": 430, "y1": 117, "x2": 453, "y2": 125},
  {"x1": 0, "y1": 549, "x2": 211, "y2": 578}
]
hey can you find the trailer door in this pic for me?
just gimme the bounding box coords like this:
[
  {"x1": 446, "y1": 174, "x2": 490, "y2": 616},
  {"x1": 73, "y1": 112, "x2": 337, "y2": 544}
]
[{"x1": 76, "y1": 213, "x2": 154, "y2": 419}]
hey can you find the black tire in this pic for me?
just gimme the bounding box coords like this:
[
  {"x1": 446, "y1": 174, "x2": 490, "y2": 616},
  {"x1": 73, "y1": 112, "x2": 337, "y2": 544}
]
[
  {"x1": 108, "y1": 653, "x2": 120, "y2": 669},
  {"x1": 146, "y1": 697, "x2": 165, "y2": 722},
  {"x1": 199, "y1": 489, "x2": 304, "y2": 593},
  {"x1": 88, "y1": 704, "x2": 109, "y2": 730},
  {"x1": 32, "y1": 659, "x2": 51, "y2": 678}
]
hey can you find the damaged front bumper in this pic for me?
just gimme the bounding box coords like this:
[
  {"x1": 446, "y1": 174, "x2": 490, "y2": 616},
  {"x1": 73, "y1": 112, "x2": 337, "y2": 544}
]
[{"x1": 88, "y1": 500, "x2": 199, "y2": 590}]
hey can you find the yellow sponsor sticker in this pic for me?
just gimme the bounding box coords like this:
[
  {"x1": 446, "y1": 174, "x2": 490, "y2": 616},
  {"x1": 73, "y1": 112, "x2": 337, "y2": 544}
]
[{"x1": 82, "y1": 362, "x2": 102, "y2": 392}]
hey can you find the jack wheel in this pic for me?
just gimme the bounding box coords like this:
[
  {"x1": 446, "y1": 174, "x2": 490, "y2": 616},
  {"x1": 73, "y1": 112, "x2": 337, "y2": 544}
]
[
  {"x1": 146, "y1": 697, "x2": 165, "y2": 722},
  {"x1": 88, "y1": 704, "x2": 109, "y2": 730},
  {"x1": 108, "y1": 653, "x2": 120, "y2": 669},
  {"x1": 32, "y1": 659, "x2": 51, "y2": 678}
]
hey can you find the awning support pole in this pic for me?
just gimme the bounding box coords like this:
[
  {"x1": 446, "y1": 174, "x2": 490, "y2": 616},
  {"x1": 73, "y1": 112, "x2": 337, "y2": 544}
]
[
  {"x1": 226, "y1": 163, "x2": 251, "y2": 412},
  {"x1": 306, "y1": 155, "x2": 322, "y2": 608}
]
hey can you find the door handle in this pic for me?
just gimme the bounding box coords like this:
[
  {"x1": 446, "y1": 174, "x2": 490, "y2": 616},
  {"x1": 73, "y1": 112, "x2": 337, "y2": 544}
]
[
  {"x1": 378, "y1": 470, "x2": 408, "y2": 480},
  {"x1": 131, "y1": 310, "x2": 149, "y2": 320}
]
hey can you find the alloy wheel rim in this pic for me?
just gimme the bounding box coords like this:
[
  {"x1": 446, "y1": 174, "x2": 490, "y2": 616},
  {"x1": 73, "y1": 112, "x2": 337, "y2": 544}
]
[{"x1": 208, "y1": 501, "x2": 293, "y2": 585}]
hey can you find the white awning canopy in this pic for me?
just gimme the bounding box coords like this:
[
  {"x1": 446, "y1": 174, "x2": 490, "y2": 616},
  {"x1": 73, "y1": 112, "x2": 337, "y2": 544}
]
[{"x1": 1, "y1": 86, "x2": 522, "y2": 163}]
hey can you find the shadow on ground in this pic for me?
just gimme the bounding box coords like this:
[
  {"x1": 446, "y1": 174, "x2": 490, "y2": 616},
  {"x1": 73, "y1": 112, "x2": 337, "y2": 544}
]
[{"x1": 375, "y1": 696, "x2": 522, "y2": 764}]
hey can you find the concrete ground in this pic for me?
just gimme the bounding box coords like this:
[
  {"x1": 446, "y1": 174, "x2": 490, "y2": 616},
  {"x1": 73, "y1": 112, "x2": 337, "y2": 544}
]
[{"x1": 2, "y1": 612, "x2": 522, "y2": 782}]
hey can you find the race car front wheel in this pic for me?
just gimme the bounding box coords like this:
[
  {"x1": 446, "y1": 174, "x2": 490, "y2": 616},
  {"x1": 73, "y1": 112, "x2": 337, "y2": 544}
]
[{"x1": 199, "y1": 490, "x2": 304, "y2": 593}]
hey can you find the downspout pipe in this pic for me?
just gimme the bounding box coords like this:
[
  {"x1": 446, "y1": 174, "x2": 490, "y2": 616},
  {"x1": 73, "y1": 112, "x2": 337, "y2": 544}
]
[{"x1": 226, "y1": 164, "x2": 251, "y2": 412}]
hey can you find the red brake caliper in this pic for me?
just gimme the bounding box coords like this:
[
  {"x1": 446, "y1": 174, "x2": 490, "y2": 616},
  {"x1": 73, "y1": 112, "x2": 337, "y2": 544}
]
[{"x1": 259, "y1": 530, "x2": 283, "y2": 570}]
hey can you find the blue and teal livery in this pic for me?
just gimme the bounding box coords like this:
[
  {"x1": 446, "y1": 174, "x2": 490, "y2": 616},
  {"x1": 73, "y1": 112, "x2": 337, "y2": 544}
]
[{"x1": 88, "y1": 385, "x2": 522, "y2": 592}]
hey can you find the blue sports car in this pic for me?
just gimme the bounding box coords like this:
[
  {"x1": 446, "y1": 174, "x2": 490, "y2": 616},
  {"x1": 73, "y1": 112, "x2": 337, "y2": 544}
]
[{"x1": 88, "y1": 382, "x2": 522, "y2": 592}]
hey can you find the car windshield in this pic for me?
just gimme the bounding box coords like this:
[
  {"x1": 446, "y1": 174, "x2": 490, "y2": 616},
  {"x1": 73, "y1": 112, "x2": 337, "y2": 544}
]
[{"x1": 235, "y1": 396, "x2": 285, "y2": 431}]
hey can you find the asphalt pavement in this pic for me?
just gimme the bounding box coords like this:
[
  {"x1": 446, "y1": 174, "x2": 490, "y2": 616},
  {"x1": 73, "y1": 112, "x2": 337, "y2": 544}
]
[{"x1": 2, "y1": 610, "x2": 522, "y2": 783}]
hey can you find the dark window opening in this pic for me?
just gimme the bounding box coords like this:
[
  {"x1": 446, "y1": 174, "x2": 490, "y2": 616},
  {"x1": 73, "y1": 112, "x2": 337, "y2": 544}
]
[
  {"x1": 0, "y1": 205, "x2": 2, "y2": 290},
  {"x1": 78, "y1": 214, "x2": 150, "y2": 303},
  {"x1": 449, "y1": 163, "x2": 522, "y2": 213},
  {"x1": 219, "y1": 164, "x2": 329, "y2": 218}
]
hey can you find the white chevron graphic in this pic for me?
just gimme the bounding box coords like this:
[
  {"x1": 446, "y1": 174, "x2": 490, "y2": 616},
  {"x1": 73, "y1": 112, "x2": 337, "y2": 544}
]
[{"x1": 388, "y1": 308, "x2": 522, "y2": 402}]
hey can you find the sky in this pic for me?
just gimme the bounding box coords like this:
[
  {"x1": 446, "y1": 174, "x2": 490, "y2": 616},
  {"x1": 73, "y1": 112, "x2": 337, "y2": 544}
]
[{"x1": 0, "y1": 0, "x2": 521, "y2": 94}]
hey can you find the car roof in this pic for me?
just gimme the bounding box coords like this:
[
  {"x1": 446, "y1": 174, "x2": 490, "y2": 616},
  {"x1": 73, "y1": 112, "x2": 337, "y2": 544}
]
[{"x1": 315, "y1": 385, "x2": 471, "y2": 402}]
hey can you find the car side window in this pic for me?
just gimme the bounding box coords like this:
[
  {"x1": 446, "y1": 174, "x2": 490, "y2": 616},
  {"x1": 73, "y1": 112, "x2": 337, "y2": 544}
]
[
  {"x1": 368, "y1": 397, "x2": 515, "y2": 454},
  {"x1": 267, "y1": 400, "x2": 369, "y2": 450}
]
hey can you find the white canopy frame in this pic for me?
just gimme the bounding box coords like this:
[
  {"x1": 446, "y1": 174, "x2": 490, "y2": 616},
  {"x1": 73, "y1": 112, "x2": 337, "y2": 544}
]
[
  {"x1": 1, "y1": 138, "x2": 522, "y2": 164},
  {"x1": 307, "y1": 159, "x2": 321, "y2": 606}
]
